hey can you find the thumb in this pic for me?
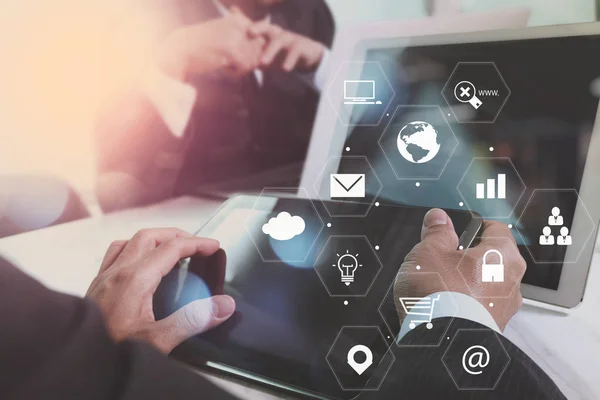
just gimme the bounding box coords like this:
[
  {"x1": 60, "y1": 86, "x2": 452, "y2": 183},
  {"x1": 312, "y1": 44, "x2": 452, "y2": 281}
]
[
  {"x1": 420, "y1": 208, "x2": 459, "y2": 250},
  {"x1": 152, "y1": 295, "x2": 235, "y2": 353}
]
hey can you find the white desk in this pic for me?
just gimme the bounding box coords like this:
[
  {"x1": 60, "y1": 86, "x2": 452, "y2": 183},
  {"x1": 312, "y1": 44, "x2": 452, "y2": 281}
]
[{"x1": 1, "y1": 196, "x2": 599, "y2": 400}]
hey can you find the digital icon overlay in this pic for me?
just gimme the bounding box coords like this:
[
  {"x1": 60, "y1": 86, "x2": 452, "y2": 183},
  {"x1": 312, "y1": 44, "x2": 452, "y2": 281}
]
[
  {"x1": 343, "y1": 80, "x2": 382, "y2": 105},
  {"x1": 314, "y1": 236, "x2": 382, "y2": 297},
  {"x1": 326, "y1": 326, "x2": 395, "y2": 390},
  {"x1": 335, "y1": 250, "x2": 362, "y2": 286},
  {"x1": 481, "y1": 249, "x2": 504, "y2": 283},
  {"x1": 314, "y1": 156, "x2": 382, "y2": 217},
  {"x1": 456, "y1": 237, "x2": 524, "y2": 299},
  {"x1": 245, "y1": 188, "x2": 323, "y2": 263},
  {"x1": 379, "y1": 105, "x2": 458, "y2": 180},
  {"x1": 558, "y1": 227, "x2": 573, "y2": 246},
  {"x1": 539, "y1": 207, "x2": 572, "y2": 246},
  {"x1": 262, "y1": 212, "x2": 305, "y2": 241},
  {"x1": 442, "y1": 329, "x2": 511, "y2": 390},
  {"x1": 326, "y1": 61, "x2": 395, "y2": 126},
  {"x1": 462, "y1": 345, "x2": 490, "y2": 375},
  {"x1": 330, "y1": 173, "x2": 366, "y2": 198},
  {"x1": 476, "y1": 174, "x2": 506, "y2": 200},
  {"x1": 548, "y1": 207, "x2": 564, "y2": 226},
  {"x1": 456, "y1": 157, "x2": 526, "y2": 219},
  {"x1": 399, "y1": 294, "x2": 441, "y2": 330},
  {"x1": 442, "y1": 62, "x2": 511, "y2": 123},
  {"x1": 539, "y1": 226, "x2": 555, "y2": 246},
  {"x1": 454, "y1": 81, "x2": 483, "y2": 109},
  {"x1": 347, "y1": 344, "x2": 373, "y2": 375},
  {"x1": 380, "y1": 272, "x2": 458, "y2": 347},
  {"x1": 518, "y1": 189, "x2": 595, "y2": 264},
  {"x1": 396, "y1": 121, "x2": 441, "y2": 164}
]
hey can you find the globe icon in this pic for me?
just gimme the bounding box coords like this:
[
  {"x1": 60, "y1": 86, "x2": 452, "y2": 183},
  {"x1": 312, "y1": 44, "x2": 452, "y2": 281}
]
[{"x1": 396, "y1": 121, "x2": 441, "y2": 164}]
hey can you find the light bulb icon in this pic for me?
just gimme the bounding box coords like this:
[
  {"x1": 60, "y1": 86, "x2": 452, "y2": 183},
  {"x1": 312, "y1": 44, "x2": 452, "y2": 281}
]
[{"x1": 334, "y1": 250, "x2": 362, "y2": 286}]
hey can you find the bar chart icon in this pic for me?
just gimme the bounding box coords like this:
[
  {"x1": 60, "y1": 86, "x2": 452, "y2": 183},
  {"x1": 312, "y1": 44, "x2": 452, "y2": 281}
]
[{"x1": 476, "y1": 174, "x2": 506, "y2": 199}]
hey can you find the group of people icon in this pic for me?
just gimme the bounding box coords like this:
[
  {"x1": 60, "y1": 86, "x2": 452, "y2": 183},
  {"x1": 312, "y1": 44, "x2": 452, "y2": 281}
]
[{"x1": 539, "y1": 207, "x2": 572, "y2": 246}]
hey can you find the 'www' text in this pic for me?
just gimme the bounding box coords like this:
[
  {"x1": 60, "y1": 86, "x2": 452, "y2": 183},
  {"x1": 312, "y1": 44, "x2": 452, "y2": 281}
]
[{"x1": 478, "y1": 89, "x2": 500, "y2": 96}]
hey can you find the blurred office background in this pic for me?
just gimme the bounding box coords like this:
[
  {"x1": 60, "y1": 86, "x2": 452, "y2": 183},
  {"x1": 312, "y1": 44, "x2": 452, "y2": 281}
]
[{"x1": 0, "y1": 0, "x2": 596, "y2": 226}]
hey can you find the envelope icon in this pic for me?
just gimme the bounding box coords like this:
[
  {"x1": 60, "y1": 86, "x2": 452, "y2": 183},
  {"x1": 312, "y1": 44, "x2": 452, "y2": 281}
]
[{"x1": 330, "y1": 174, "x2": 365, "y2": 198}]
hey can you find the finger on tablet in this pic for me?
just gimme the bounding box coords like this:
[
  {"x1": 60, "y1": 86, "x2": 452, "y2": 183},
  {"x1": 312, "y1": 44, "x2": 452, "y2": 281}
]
[
  {"x1": 115, "y1": 228, "x2": 192, "y2": 265},
  {"x1": 151, "y1": 295, "x2": 235, "y2": 353},
  {"x1": 480, "y1": 220, "x2": 516, "y2": 245},
  {"x1": 143, "y1": 237, "x2": 221, "y2": 279},
  {"x1": 420, "y1": 208, "x2": 459, "y2": 251}
]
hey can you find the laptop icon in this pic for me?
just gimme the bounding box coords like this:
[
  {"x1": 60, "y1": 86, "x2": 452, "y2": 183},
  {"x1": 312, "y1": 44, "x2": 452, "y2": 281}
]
[{"x1": 343, "y1": 80, "x2": 382, "y2": 105}]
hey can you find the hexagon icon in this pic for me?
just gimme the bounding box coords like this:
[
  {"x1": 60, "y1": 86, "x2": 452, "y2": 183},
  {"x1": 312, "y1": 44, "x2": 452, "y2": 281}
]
[
  {"x1": 517, "y1": 189, "x2": 596, "y2": 264},
  {"x1": 456, "y1": 237, "x2": 525, "y2": 299},
  {"x1": 442, "y1": 62, "x2": 510, "y2": 123},
  {"x1": 378, "y1": 272, "x2": 458, "y2": 347},
  {"x1": 442, "y1": 329, "x2": 510, "y2": 390},
  {"x1": 314, "y1": 236, "x2": 383, "y2": 297},
  {"x1": 313, "y1": 156, "x2": 383, "y2": 218},
  {"x1": 326, "y1": 326, "x2": 395, "y2": 391},
  {"x1": 457, "y1": 157, "x2": 526, "y2": 219},
  {"x1": 379, "y1": 105, "x2": 458, "y2": 180},
  {"x1": 326, "y1": 61, "x2": 395, "y2": 126},
  {"x1": 244, "y1": 187, "x2": 323, "y2": 263}
]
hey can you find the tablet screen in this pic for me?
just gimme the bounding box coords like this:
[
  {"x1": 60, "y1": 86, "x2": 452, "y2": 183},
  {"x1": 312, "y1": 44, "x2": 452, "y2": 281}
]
[
  {"x1": 154, "y1": 196, "x2": 476, "y2": 399},
  {"x1": 338, "y1": 34, "x2": 600, "y2": 291}
]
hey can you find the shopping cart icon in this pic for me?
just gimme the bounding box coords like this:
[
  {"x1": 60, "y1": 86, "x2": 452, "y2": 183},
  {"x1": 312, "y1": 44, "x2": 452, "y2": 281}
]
[{"x1": 399, "y1": 294, "x2": 441, "y2": 330}]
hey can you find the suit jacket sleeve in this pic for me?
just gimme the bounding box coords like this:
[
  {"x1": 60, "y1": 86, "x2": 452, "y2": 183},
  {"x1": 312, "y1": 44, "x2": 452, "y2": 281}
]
[
  {"x1": 358, "y1": 317, "x2": 566, "y2": 400},
  {"x1": 274, "y1": 0, "x2": 335, "y2": 48},
  {"x1": 95, "y1": 87, "x2": 186, "y2": 208},
  {"x1": 94, "y1": 1, "x2": 190, "y2": 212},
  {"x1": 309, "y1": 0, "x2": 335, "y2": 47},
  {"x1": 0, "y1": 257, "x2": 239, "y2": 400}
]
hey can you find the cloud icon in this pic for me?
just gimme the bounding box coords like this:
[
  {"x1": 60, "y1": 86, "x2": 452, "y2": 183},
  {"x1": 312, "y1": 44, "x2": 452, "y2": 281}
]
[{"x1": 262, "y1": 212, "x2": 306, "y2": 241}]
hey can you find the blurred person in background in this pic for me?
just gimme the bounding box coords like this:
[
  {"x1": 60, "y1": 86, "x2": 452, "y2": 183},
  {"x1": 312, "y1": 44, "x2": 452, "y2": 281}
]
[{"x1": 96, "y1": 0, "x2": 335, "y2": 212}]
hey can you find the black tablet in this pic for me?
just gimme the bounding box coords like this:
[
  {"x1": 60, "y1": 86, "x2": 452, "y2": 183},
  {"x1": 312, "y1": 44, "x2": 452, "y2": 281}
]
[{"x1": 153, "y1": 195, "x2": 481, "y2": 399}]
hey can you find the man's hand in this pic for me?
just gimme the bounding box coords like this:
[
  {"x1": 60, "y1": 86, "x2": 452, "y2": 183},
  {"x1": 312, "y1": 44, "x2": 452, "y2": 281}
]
[
  {"x1": 394, "y1": 209, "x2": 526, "y2": 330},
  {"x1": 248, "y1": 22, "x2": 326, "y2": 72},
  {"x1": 157, "y1": 10, "x2": 265, "y2": 80},
  {"x1": 86, "y1": 228, "x2": 235, "y2": 354}
]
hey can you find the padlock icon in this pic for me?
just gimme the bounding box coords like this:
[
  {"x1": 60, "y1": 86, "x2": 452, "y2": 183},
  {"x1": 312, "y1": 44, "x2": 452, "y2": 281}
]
[{"x1": 481, "y1": 249, "x2": 504, "y2": 283}]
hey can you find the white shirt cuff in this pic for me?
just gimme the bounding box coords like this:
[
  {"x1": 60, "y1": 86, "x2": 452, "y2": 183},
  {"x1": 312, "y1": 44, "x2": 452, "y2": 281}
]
[
  {"x1": 141, "y1": 67, "x2": 197, "y2": 138},
  {"x1": 397, "y1": 292, "x2": 501, "y2": 342}
]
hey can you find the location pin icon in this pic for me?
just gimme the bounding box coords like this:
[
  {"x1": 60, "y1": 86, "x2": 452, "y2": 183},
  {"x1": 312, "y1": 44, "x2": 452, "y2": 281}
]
[{"x1": 347, "y1": 345, "x2": 373, "y2": 375}]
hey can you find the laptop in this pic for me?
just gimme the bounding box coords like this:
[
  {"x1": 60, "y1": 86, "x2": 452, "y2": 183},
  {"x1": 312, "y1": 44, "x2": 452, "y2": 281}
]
[{"x1": 300, "y1": 20, "x2": 600, "y2": 309}]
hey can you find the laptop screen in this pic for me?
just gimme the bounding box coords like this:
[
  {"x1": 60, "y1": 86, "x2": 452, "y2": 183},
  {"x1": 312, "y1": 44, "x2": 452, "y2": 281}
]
[{"x1": 335, "y1": 34, "x2": 600, "y2": 291}]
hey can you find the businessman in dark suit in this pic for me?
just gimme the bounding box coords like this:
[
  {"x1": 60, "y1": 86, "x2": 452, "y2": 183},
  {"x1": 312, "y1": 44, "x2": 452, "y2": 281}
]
[
  {"x1": 95, "y1": 0, "x2": 335, "y2": 212},
  {"x1": 358, "y1": 209, "x2": 564, "y2": 399},
  {"x1": 0, "y1": 211, "x2": 566, "y2": 399}
]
